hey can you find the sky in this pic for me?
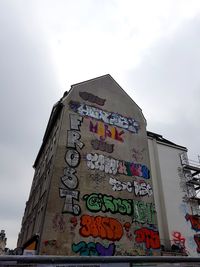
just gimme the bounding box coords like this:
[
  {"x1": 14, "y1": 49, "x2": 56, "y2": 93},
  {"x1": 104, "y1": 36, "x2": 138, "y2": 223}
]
[{"x1": 1, "y1": 0, "x2": 200, "y2": 249}]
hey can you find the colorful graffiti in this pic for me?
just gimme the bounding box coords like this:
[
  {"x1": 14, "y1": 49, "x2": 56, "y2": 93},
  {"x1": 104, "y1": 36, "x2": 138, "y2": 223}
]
[
  {"x1": 69, "y1": 100, "x2": 139, "y2": 133},
  {"x1": 135, "y1": 228, "x2": 160, "y2": 249},
  {"x1": 89, "y1": 121, "x2": 124, "y2": 142},
  {"x1": 83, "y1": 193, "x2": 156, "y2": 224},
  {"x1": 72, "y1": 241, "x2": 115, "y2": 256},
  {"x1": 91, "y1": 139, "x2": 114, "y2": 153},
  {"x1": 185, "y1": 214, "x2": 200, "y2": 231},
  {"x1": 52, "y1": 213, "x2": 66, "y2": 232},
  {"x1": 79, "y1": 92, "x2": 106, "y2": 106},
  {"x1": 109, "y1": 177, "x2": 152, "y2": 196},
  {"x1": 194, "y1": 234, "x2": 200, "y2": 253},
  {"x1": 171, "y1": 231, "x2": 187, "y2": 253},
  {"x1": 59, "y1": 114, "x2": 84, "y2": 215},
  {"x1": 54, "y1": 95, "x2": 158, "y2": 256},
  {"x1": 86, "y1": 153, "x2": 150, "y2": 179},
  {"x1": 79, "y1": 214, "x2": 123, "y2": 241}
]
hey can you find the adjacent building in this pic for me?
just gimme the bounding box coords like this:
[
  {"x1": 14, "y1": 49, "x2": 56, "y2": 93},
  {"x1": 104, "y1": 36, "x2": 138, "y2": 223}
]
[
  {"x1": 0, "y1": 230, "x2": 7, "y2": 255},
  {"x1": 17, "y1": 75, "x2": 200, "y2": 256}
]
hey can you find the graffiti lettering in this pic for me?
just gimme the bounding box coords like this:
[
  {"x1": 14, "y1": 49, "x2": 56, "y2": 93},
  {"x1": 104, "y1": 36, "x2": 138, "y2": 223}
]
[
  {"x1": 83, "y1": 193, "x2": 156, "y2": 224},
  {"x1": 65, "y1": 149, "x2": 80, "y2": 167},
  {"x1": 59, "y1": 113, "x2": 84, "y2": 215},
  {"x1": 86, "y1": 153, "x2": 150, "y2": 179},
  {"x1": 185, "y1": 214, "x2": 200, "y2": 231},
  {"x1": 59, "y1": 189, "x2": 80, "y2": 215},
  {"x1": 72, "y1": 241, "x2": 115, "y2": 256},
  {"x1": 89, "y1": 121, "x2": 124, "y2": 142},
  {"x1": 134, "y1": 228, "x2": 160, "y2": 249},
  {"x1": 67, "y1": 130, "x2": 84, "y2": 149},
  {"x1": 69, "y1": 114, "x2": 83, "y2": 131},
  {"x1": 109, "y1": 177, "x2": 153, "y2": 196},
  {"x1": 79, "y1": 214, "x2": 123, "y2": 241},
  {"x1": 133, "y1": 180, "x2": 153, "y2": 197},
  {"x1": 79, "y1": 92, "x2": 106, "y2": 106},
  {"x1": 109, "y1": 177, "x2": 132, "y2": 192},
  {"x1": 86, "y1": 153, "x2": 118, "y2": 175},
  {"x1": 69, "y1": 100, "x2": 139, "y2": 133},
  {"x1": 91, "y1": 139, "x2": 114, "y2": 153},
  {"x1": 194, "y1": 234, "x2": 200, "y2": 253},
  {"x1": 52, "y1": 213, "x2": 66, "y2": 233},
  {"x1": 61, "y1": 167, "x2": 78, "y2": 189}
]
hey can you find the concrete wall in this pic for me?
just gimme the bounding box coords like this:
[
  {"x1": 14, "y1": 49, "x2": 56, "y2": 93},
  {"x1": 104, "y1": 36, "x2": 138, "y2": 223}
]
[
  {"x1": 39, "y1": 75, "x2": 160, "y2": 256},
  {"x1": 148, "y1": 138, "x2": 199, "y2": 256}
]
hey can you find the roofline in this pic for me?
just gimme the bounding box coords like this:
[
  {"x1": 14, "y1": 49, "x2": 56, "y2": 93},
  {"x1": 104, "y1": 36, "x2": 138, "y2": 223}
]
[
  {"x1": 147, "y1": 131, "x2": 187, "y2": 151},
  {"x1": 70, "y1": 74, "x2": 147, "y2": 125},
  {"x1": 33, "y1": 101, "x2": 63, "y2": 168}
]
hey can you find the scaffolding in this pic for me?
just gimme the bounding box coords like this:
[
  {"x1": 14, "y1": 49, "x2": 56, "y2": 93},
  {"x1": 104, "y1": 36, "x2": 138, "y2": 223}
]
[{"x1": 180, "y1": 153, "x2": 200, "y2": 215}]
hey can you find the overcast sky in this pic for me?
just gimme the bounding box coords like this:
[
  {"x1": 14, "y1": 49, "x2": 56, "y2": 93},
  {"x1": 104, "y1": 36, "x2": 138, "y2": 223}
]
[{"x1": 1, "y1": 0, "x2": 200, "y2": 249}]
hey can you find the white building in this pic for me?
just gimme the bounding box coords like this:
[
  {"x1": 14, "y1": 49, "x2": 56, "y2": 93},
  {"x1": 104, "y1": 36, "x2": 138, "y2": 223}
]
[{"x1": 148, "y1": 131, "x2": 200, "y2": 256}]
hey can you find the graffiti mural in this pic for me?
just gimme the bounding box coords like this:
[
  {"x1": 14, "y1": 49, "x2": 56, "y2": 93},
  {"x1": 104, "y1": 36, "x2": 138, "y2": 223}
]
[
  {"x1": 79, "y1": 214, "x2": 123, "y2": 241},
  {"x1": 185, "y1": 214, "x2": 200, "y2": 231},
  {"x1": 52, "y1": 213, "x2": 66, "y2": 233},
  {"x1": 91, "y1": 139, "x2": 114, "y2": 153},
  {"x1": 171, "y1": 231, "x2": 187, "y2": 253},
  {"x1": 89, "y1": 121, "x2": 124, "y2": 142},
  {"x1": 72, "y1": 241, "x2": 115, "y2": 256},
  {"x1": 79, "y1": 92, "x2": 106, "y2": 106},
  {"x1": 69, "y1": 100, "x2": 140, "y2": 133},
  {"x1": 194, "y1": 234, "x2": 200, "y2": 253},
  {"x1": 56, "y1": 87, "x2": 157, "y2": 255},
  {"x1": 59, "y1": 114, "x2": 84, "y2": 215},
  {"x1": 134, "y1": 228, "x2": 160, "y2": 249},
  {"x1": 83, "y1": 193, "x2": 156, "y2": 224},
  {"x1": 109, "y1": 177, "x2": 153, "y2": 196},
  {"x1": 86, "y1": 153, "x2": 150, "y2": 179}
]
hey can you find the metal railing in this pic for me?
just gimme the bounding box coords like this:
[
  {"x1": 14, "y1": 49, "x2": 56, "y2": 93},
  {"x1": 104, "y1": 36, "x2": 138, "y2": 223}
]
[{"x1": 0, "y1": 256, "x2": 200, "y2": 267}]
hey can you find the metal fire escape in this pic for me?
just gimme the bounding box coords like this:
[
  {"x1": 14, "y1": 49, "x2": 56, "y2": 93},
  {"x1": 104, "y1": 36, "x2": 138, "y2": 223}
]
[{"x1": 181, "y1": 153, "x2": 200, "y2": 215}]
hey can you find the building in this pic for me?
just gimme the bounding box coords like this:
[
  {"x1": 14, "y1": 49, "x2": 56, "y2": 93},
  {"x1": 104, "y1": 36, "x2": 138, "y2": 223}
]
[
  {"x1": 17, "y1": 74, "x2": 200, "y2": 256},
  {"x1": 0, "y1": 230, "x2": 7, "y2": 255},
  {"x1": 148, "y1": 132, "x2": 200, "y2": 256}
]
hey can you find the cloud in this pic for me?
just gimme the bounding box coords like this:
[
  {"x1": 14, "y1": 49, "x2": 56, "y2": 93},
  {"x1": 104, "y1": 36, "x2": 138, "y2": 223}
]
[
  {"x1": 0, "y1": 1, "x2": 60, "y2": 248},
  {"x1": 125, "y1": 15, "x2": 200, "y2": 159}
]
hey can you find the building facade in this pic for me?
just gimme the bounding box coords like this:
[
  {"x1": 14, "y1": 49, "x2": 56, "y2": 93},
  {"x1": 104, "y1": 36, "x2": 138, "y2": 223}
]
[
  {"x1": 148, "y1": 132, "x2": 200, "y2": 256},
  {"x1": 17, "y1": 75, "x2": 200, "y2": 256},
  {"x1": 18, "y1": 75, "x2": 160, "y2": 256}
]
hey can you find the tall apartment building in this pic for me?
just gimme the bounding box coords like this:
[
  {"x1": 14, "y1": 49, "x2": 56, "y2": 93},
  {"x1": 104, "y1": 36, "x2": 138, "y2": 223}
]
[{"x1": 17, "y1": 75, "x2": 200, "y2": 256}]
